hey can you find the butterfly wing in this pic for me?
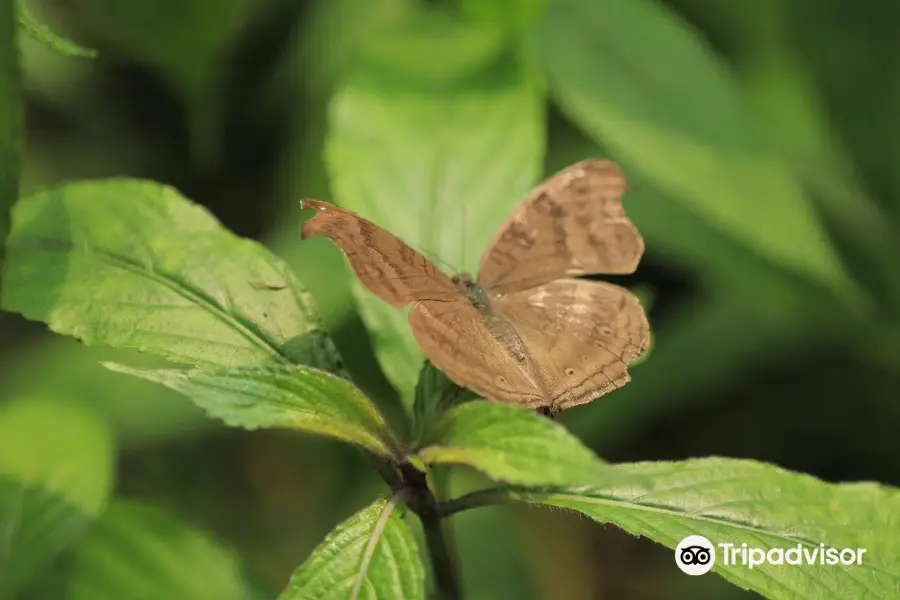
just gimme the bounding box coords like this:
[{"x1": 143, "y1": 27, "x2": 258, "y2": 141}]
[
  {"x1": 493, "y1": 278, "x2": 650, "y2": 412},
  {"x1": 477, "y1": 160, "x2": 644, "y2": 293},
  {"x1": 408, "y1": 299, "x2": 547, "y2": 408},
  {"x1": 301, "y1": 199, "x2": 546, "y2": 404},
  {"x1": 300, "y1": 200, "x2": 458, "y2": 307}
]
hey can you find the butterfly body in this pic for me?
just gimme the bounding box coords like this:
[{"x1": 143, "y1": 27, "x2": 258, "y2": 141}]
[
  {"x1": 453, "y1": 272, "x2": 550, "y2": 402},
  {"x1": 453, "y1": 273, "x2": 491, "y2": 313},
  {"x1": 300, "y1": 159, "x2": 650, "y2": 413}
]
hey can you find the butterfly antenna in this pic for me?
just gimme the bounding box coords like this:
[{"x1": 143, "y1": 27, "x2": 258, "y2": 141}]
[
  {"x1": 460, "y1": 205, "x2": 467, "y2": 274},
  {"x1": 409, "y1": 240, "x2": 457, "y2": 276}
]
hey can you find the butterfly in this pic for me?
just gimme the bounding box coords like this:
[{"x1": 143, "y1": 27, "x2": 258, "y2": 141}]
[{"x1": 300, "y1": 159, "x2": 650, "y2": 415}]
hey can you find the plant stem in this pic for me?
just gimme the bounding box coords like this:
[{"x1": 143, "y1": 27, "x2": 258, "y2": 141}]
[
  {"x1": 399, "y1": 460, "x2": 462, "y2": 600},
  {"x1": 370, "y1": 455, "x2": 404, "y2": 492},
  {"x1": 421, "y1": 505, "x2": 461, "y2": 600},
  {"x1": 437, "y1": 487, "x2": 522, "y2": 518}
]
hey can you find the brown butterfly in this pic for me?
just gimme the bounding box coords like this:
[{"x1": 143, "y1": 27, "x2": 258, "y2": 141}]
[{"x1": 300, "y1": 159, "x2": 650, "y2": 415}]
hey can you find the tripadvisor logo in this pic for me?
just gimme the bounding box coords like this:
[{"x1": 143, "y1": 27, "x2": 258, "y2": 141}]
[
  {"x1": 675, "y1": 536, "x2": 716, "y2": 576},
  {"x1": 719, "y1": 543, "x2": 867, "y2": 569},
  {"x1": 675, "y1": 535, "x2": 867, "y2": 575}
]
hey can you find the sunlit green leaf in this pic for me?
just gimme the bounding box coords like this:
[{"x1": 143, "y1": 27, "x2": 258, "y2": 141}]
[
  {"x1": 0, "y1": 0, "x2": 21, "y2": 296},
  {"x1": 324, "y1": 9, "x2": 544, "y2": 404},
  {"x1": 517, "y1": 458, "x2": 900, "y2": 600},
  {"x1": 278, "y1": 496, "x2": 424, "y2": 600},
  {"x1": 418, "y1": 401, "x2": 611, "y2": 486},
  {"x1": 104, "y1": 363, "x2": 402, "y2": 460},
  {"x1": 535, "y1": 0, "x2": 861, "y2": 308},
  {"x1": 68, "y1": 500, "x2": 257, "y2": 600},
  {"x1": 0, "y1": 396, "x2": 114, "y2": 597},
  {"x1": 1, "y1": 178, "x2": 343, "y2": 372}
]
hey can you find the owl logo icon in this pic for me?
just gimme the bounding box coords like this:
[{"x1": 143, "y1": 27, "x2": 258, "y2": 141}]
[{"x1": 675, "y1": 536, "x2": 716, "y2": 575}]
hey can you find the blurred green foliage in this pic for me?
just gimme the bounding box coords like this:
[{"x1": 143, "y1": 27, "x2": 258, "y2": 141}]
[
  {"x1": 66, "y1": 500, "x2": 262, "y2": 600},
  {"x1": 1, "y1": 0, "x2": 21, "y2": 296},
  {"x1": 2, "y1": 0, "x2": 900, "y2": 598}
]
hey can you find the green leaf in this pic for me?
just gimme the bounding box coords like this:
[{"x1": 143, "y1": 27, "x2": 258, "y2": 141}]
[
  {"x1": 0, "y1": 396, "x2": 114, "y2": 597},
  {"x1": 0, "y1": 0, "x2": 22, "y2": 296},
  {"x1": 518, "y1": 458, "x2": 900, "y2": 599},
  {"x1": 278, "y1": 496, "x2": 424, "y2": 600},
  {"x1": 1, "y1": 178, "x2": 343, "y2": 372},
  {"x1": 17, "y1": 5, "x2": 98, "y2": 58},
  {"x1": 324, "y1": 9, "x2": 545, "y2": 404},
  {"x1": 418, "y1": 401, "x2": 611, "y2": 487},
  {"x1": 103, "y1": 363, "x2": 402, "y2": 461},
  {"x1": 67, "y1": 500, "x2": 257, "y2": 600},
  {"x1": 534, "y1": 0, "x2": 862, "y2": 308},
  {"x1": 739, "y1": 48, "x2": 900, "y2": 309}
]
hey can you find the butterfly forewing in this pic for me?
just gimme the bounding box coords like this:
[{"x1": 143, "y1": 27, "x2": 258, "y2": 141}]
[
  {"x1": 409, "y1": 299, "x2": 546, "y2": 407},
  {"x1": 477, "y1": 160, "x2": 645, "y2": 293},
  {"x1": 300, "y1": 200, "x2": 458, "y2": 308}
]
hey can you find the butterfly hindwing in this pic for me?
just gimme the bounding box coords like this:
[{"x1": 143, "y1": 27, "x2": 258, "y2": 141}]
[
  {"x1": 409, "y1": 299, "x2": 546, "y2": 407},
  {"x1": 493, "y1": 278, "x2": 650, "y2": 411}
]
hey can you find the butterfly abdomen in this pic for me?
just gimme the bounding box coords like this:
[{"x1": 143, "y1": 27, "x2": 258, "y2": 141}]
[{"x1": 483, "y1": 315, "x2": 527, "y2": 364}]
